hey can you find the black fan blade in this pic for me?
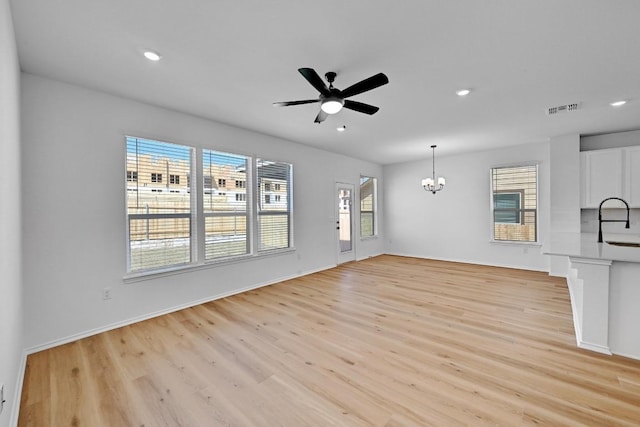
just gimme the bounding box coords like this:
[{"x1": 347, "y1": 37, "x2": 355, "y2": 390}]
[
  {"x1": 343, "y1": 100, "x2": 380, "y2": 115},
  {"x1": 298, "y1": 68, "x2": 330, "y2": 96},
  {"x1": 273, "y1": 99, "x2": 319, "y2": 107},
  {"x1": 314, "y1": 110, "x2": 328, "y2": 123},
  {"x1": 340, "y1": 73, "x2": 389, "y2": 98}
]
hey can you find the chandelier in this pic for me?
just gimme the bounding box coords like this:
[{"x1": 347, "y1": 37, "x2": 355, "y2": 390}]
[{"x1": 421, "y1": 145, "x2": 445, "y2": 194}]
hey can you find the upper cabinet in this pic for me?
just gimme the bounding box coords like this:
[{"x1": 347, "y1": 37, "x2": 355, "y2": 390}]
[
  {"x1": 581, "y1": 146, "x2": 640, "y2": 208},
  {"x1": 626, "y1": 146, "x2": 640, "y2": 207}
]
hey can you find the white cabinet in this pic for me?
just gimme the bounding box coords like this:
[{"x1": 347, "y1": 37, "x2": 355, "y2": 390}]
[
  {"x1": 580, "y1": 148, "x2": 624, "y2": 208},
  {"x1": 625, "y1": 146, "x2": 640, "y2": 207},
  {"x1": 581, "y1": 146, "x2": 640, "y2": 208}
]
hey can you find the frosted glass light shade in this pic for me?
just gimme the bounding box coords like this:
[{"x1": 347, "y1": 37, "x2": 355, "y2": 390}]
[{"x1": 321, "y1": 98, "x2": 344, "y2": 114}]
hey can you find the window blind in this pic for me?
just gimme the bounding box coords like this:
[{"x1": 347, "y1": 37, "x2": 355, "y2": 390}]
[
  {"x1": 490, "y1": 165, "x2": 537, "y2": 242},
  {"x1": 257, "y1": 158, "x2": 292, "y2": 251},
  {"x1": 202, "y1": 149, "x2": 249, "y2": 260},
  {"x1": 126, "y1": 137, "x2": 193, "y2": 272}
]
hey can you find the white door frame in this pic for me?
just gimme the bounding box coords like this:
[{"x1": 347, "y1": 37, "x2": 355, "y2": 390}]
[{"x1": 336, "y1": 182, "x2": 356, "y2": 264}]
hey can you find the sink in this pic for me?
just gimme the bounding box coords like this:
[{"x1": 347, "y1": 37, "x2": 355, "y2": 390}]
[{"x1": 606, "y1": 241, "x2": 640, "y2": 248}]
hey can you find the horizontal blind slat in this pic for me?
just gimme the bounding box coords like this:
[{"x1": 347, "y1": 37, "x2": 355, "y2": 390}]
[{"x1": 126, "y1": 136, "x2": 193, "y2": 272}]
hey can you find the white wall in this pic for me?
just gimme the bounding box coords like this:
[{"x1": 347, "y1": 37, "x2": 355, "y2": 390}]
[
  {"x1": 383, "y1": 142, "x2": 550, "y2": 271},
  {"x1": 21, "y1": 73, "x2": 384, "y2": 350},
  {"x1": 0, "y1": 0, "x2": 23, "y2": 425},
  {"x1": 548, "y1": 133, "x2": 581, "y2": 276},
  {"x1": 581, "y1": 129, "x2": 640, "y2": 151},
  {"x1": 549, "y1": 134, "x2": 581, "y2": 233}
]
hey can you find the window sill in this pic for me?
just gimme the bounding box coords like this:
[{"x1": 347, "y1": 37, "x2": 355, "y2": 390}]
[
  {"x1": 360, "y1": 235, "x2": 378, "y2": 241},
  {"x1": 123, "y1": 247, "x2": 296, "y2": 284},
  {"x1": 489, "y1": 240, "x2": 541, "y2": 247}
]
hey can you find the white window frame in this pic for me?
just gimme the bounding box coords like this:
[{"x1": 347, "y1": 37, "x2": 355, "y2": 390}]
[
  {"x1": 359, "y1": 175, "x2": 377, "y2": 239},
  {"x1": 202, "y1": 149, "x2": 251, "y2": 262},
  {"x1": 256, "y1": 158, "x2": 294, "y2": 253},
  {"x1": 125, "y1": 137, "x2": 194, "y2": 274},
  {"x1": 489, "y1": 164, "x2": 539, "y2": 244},
  {"x1": 125, "y1": 135, "x2": 294, "y2": 279}
]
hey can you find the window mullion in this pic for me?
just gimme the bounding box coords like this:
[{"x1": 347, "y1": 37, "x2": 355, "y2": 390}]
[
  {"x1": 194, "y1": 147, "x2": 204, "y2": 265},
  {"x1": 249, "y1": 156, "x2": 257, "y2": 255}
]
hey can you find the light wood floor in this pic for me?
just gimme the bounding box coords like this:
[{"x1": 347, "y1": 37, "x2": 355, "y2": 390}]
[{"x1": 19, "y1": 255, "x2": 640, "y2": 426}]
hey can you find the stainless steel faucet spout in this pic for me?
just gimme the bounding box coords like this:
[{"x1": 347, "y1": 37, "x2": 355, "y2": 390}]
[{"x1": 598, "y1": 197, "x2": 631, "y2": 243}]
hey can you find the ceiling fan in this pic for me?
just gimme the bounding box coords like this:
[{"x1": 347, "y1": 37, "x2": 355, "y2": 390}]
[{"x1": 273, "y1": 68, "x2": 389, "y2": 123}]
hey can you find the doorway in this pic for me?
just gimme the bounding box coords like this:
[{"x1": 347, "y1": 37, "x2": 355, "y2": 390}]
[{"x1": 336, "y1": 182, "x2": 356, "y2": 264}]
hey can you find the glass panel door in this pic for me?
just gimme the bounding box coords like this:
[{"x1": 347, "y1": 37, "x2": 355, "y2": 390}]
[{"x1": 336, "y1": 183, "x2": 355, "y2": 264}]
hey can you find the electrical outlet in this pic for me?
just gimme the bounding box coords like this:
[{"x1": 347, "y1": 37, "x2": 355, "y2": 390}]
[
  {"x1": 1, "y1": 383, "x2": 5, "y2": 415},
  {"x1": 102, "y1": 287, "x2": 112, "y2": 300}
]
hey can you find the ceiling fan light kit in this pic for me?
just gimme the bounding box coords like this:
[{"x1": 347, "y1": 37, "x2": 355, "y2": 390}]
[
  {"x1": 320, "y1": 97, "x2": 344, "y2": 114},
  {"x1": 273, "y1": 67, "x2": 389, "y2": 123}
]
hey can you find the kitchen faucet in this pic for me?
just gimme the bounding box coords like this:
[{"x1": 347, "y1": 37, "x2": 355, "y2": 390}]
[{"x1": 598, "y1": 197, "x2": 630, "y2": 243}]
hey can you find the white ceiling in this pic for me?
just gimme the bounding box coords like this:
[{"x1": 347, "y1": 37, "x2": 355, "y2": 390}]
[{"x1": 10, "y1": 0, "x2": 640, "y2": 165}]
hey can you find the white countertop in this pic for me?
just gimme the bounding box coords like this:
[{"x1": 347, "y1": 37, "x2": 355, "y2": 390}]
[{"x1": 544, "y1": 232, "x2": 640, "y2": 263}]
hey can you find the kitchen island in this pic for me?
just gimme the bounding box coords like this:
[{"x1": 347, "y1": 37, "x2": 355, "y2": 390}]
[{"x1": 545, "y1": 232, "x2": 640, "y2": 359}]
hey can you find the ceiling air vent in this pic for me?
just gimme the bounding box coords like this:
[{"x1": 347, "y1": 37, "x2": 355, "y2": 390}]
[{"x1": 546, "y1": 102, "x2": 581, "y2": 115}]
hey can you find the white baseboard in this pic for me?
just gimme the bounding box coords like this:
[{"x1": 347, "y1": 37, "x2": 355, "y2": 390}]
[
  {"x1": 355, "y1": 252, "x2": 384, "y2": 262},
  {"x1": 13, "y1": 264, "x2": 339, "y2": 426},
  {"x1": 577, "y1": 340, "x2": 612, "y2": 355},
  {"x1": 610, "y1": 350, "x2": 640, "y2": 361},
  {"x1": 24, "y1": 264, "x2": 335, "y2": 356},
  {"x1": 384, "y1": 252, "x2": 548, "y2": 272}
]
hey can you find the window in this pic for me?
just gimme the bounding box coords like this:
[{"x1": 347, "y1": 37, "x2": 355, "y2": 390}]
[
  {"x1": 203, "y1": 150, "x2": 249, "y2": 260},
  {"x1": 275, "y1": 183, "x2": 281, "y2": 191},
  {"x1": 490, "y1": 165, "x2": 537, "y2": 242},
  {"x1": 257, "y1": 158, "x2": 292, "y2": 251},
  {"x1": 264, "y1": 182, "x2": 271, "y2": 191},
  {"x1": 360, "y1": 176, "x2": 377, "y2": 238},
  {"x1": 494, "y1": 192, "x2": 522, "y2": 223},
  {"x1": 126, "y1": 137, "x2": 192, "y2": 272},
  {"x1": 203, "y1": 176, "x2": 214, "y2": 194},
  {"x1": 126, "y1": 136, "x2": 293, "y2": 274}
]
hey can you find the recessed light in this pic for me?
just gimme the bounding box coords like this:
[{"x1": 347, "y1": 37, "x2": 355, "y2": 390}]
[
  {"x1": 610, "y1": 100, "x2": 627, "y2": 107},
  {"x1": 456, "y1": 89, "x2": 471, "y2": 97},
  {"x1": 143, "y1": 50, "x2": 162, "y2": 61},
  {"x1": 337, "y1": 125, "x2": 347, "y2": 132}
]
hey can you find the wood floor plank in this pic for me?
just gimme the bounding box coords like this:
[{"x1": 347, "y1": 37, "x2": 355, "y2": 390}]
[{"x1": 18, "y1": 255, "x2": 640, "y2": 426}]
